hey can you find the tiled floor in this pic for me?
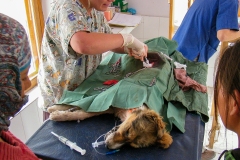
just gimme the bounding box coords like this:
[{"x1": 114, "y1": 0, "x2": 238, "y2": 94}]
[{"x1": 202, "y1": 87, "x2": 238, "y2": 160}]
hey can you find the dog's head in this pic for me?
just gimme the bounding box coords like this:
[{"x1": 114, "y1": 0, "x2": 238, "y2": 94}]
[{"x1": 105, "y1": 109, "x2": 173, "y2": 149}]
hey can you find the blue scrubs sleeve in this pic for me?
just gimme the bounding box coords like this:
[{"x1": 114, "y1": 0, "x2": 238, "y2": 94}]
[{"x1": 216, "y1": 0, "x2": 239, "y2": 31}]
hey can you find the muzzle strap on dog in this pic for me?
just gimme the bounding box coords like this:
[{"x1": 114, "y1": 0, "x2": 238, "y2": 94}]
[{"x1": 92, "y1": 126, "x2": 120, "y2": 155}]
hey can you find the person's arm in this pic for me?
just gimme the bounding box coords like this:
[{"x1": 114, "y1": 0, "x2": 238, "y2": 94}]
[
  {"x1": 217, "y1": 29, "x2": 240, "y2": 42},
  {"x1": 70, "y1": 31, "x2": 124, "y2": 55},
  {"x1": 70, "y1": 31, "x2": 148, "y2": 61}
]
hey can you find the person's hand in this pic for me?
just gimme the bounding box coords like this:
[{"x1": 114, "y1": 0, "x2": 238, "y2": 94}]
[{"x1": 121, "y1": 34, "x2": 148, "y2": 61}]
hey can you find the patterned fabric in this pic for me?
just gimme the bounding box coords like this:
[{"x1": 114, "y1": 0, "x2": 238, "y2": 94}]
[
  {"x1": 0, "y1": 13, "x2": 31, "y2": 72},
  {"x1": 38, "y1": 0, "x2": 112, "y2": 111},
  {"x1": 0, "y1": 13, "x2": 31, "y2": 132}
]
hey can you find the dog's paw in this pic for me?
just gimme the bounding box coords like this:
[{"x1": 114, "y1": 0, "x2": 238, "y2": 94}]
[
  {"x1": 48, "y1": 104, "x2": 76, "y2": 113},
  {"x1": 49, "y1": 109, "x2": 97, "y2": 121},
  {"x1": 49, "y1": 110, "x2": 74, "y2": 121},
  {"x1": 158, "y1": 132, "x2": 173, "y2": 149}
]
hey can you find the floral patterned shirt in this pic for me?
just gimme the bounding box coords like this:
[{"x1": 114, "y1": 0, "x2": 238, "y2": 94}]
[{"x1": 38, "y1": 0, "x2": 112, "y2": 111}]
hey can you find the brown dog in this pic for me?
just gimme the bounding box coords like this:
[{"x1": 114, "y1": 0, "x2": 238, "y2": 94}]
[{"x1": 48, "y1": 104, "x2": 173, "y2": 149}]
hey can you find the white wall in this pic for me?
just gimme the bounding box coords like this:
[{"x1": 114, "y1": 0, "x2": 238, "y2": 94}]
[
  {"x1": 174, "y1": 0, "x2": 188, "y2": 26},
  {"x1": 41, "y1": 0, "x2": 170, "y2": 19},
  {"x1": 131, "y1": 16, "x2": 169, "y2": 42},
  {"x1": 9, "y1": 88, "x2": 43, "y2": 143},
  {"x1": 127, "y1": 0, "x2": 169, "y2": 17},
  {"x1": 206, "y1": 47, "x2": 219, "y2": 87},
  {"x1": 41, "y1": 0, "x2": 170, "y2": 40},
  {"x1": 0, "y1": 1, "x2": 28, "y2": 32}
]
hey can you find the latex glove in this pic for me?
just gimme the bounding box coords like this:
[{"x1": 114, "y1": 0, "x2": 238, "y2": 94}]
[{"x1": 121, "y1": 33, "x2": 148, "y2": 61}]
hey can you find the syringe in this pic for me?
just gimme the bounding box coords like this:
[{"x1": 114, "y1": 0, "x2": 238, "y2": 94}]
[{"x1": 51, "y1": 131, "x2": 86, "y2": 155}]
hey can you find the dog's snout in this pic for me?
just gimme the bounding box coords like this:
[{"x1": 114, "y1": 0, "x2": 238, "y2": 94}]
[{"x1": 105, "y1": 131, "x2": 125, "y2": 149}]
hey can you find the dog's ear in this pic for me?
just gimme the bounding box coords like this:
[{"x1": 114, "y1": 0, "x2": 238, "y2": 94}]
[
  {"x1": 154, "y1": 114, "x2": 166, "y2": 137},
  {"x1": 154, "y1": 115, "x2": 173, "y2": 149}
]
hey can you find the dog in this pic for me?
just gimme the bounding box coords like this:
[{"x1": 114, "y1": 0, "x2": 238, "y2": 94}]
[{"x1": 47, "y1": 104, "x2": 173, "y2": 149}]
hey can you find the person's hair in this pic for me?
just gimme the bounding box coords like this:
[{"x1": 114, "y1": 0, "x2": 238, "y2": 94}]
[{"x1": 214, "y1": 40, "x2": 240, "y2": 126}]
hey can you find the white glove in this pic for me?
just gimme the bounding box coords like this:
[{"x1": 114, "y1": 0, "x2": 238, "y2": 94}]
[{"x1": 120, "y1": 33, "x2": 147, "y2": 61}]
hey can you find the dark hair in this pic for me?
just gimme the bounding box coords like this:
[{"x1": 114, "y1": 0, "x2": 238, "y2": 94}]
[{"x1": 214, "y1": 40, "x2": 240, "y2": 126}]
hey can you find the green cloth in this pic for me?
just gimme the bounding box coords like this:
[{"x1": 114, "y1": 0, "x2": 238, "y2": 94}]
[
  {"x1": 220, "y1": 148, "x2": 240, "y2": 160},
  {"x1": 58, "y1": 37, "x2": 209, "y2": 133},
  {"x1": 225, "y1": 150, "x2": 236, "y2": 160}
]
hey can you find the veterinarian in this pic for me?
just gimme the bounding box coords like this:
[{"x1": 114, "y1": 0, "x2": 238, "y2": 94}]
[
  {"x1": 172, "y1": 0, "x2": 240, "y2": 63},
  {"x1": 214, "y1": 40, "x2": 240, "y2": 159},
  {"x1": 38, "y1": 0, "x2": 148, "y2": 119},
  {"x1": 0, "y1": 13, "x2": 39, "y2": 159}
]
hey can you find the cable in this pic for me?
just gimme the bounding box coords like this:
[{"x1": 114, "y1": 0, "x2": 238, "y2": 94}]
[{"x1": 92, "y1": 125, "x2": 120, "y2": 155}]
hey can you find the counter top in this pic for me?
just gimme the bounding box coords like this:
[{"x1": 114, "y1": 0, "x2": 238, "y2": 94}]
[{"x1": 110, "y1": 25, "x2": 136, "y2": 34}]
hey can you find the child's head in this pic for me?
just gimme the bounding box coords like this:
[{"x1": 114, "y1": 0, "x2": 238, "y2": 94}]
[
  {"x1": 0, "y1": 13, "x2": 32, "y2": 132},
  {"x1": 214, "y1": 41, "x2": 240, "y2": 134}
]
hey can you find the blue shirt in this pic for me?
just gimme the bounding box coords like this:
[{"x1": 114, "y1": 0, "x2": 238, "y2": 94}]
[{"x1": 172, "y1": 0, "x2": 239, "y2": 63}]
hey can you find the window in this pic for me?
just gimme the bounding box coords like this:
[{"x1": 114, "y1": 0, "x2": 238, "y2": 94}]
[
  {"x1": 168, "y1": 0, "x2": 194, "y2": 39},
  {"x1": 0, "y1": 0, "x2": 44, "y2": 92},
  {"x1": 24, "y1": 0, "x2": 44, "y2": 92}
]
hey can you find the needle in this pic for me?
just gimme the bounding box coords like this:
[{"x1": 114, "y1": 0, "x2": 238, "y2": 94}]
[{"x1": 51, "y1": 131, "x2": 86, "y2": 155}]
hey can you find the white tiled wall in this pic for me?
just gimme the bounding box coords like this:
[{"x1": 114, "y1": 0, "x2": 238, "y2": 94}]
[
  {"x1": 127, "y1": 0, "x2": 169, "y2": 17},
  {"x1": 9, "y1": 88, "x2": 43, "y2": 143},
  {"x1": 131, "y1": 16, "x2": 169, "y2": 42},
  {"x1": 206, "y1": 46, "x2": 220, "y2": 87},
  {"x1": 203, "y1": 87, "x2": 239, "y2": 160}
]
